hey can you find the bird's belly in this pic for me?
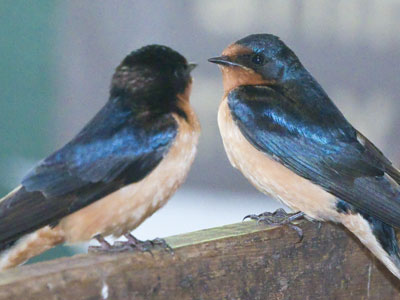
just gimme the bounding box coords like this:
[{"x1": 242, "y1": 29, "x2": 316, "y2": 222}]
[
  {"x1": 59, "y1": 115, "x2": 200, "y2": 242},
  {"x1": 218, "y1": 99, "x2": 339, "y2": 221}
]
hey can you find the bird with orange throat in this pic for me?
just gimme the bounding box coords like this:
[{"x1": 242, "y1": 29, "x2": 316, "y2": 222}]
[
  {"x1": 209, "y1": 34, "x2": 400, "y2": 279},
  {"x1": 0, "y1": 45, "x2": 200, "y2": 270}
]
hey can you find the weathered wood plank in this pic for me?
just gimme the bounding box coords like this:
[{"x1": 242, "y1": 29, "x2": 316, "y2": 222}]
[{"x1": 0, "y1": 221, "x2": 399, "y2": 299}]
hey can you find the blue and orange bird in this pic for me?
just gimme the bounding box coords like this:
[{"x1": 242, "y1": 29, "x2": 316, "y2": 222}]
[
  {"x1": 209, "y1": 34, "x2": 400, "y2": 279},
  {"x1": 0, "y1": 45, "x2": 200, "y2": 270}
]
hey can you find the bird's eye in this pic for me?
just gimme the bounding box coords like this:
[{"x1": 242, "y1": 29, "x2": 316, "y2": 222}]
[{"x1": 251, "y1": 54, "x2": 265, "y2": 66}]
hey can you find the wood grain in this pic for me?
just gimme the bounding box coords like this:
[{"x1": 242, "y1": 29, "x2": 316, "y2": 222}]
[{"x1": 0, "y1": 221, "x2": 399, "y2": 299}]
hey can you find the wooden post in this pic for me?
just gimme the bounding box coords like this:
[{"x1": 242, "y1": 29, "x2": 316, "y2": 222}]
[{"x1": 0, "y1": 221, "x2": 399, "y2": 299}]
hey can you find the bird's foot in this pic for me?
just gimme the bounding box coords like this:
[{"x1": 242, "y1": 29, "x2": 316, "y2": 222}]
[
  {"x1": 89, "y1": 233, "x2": 173, "y2": 254},
  {"x1": 89, "y1": 234, "x2": 112, "y2": 252},
  {"x1": 243, "y1": 208, "x2": 305, "y2": 242},
  {"x1": 116, "y1": 234, "x2": 173, "y2": 254}
]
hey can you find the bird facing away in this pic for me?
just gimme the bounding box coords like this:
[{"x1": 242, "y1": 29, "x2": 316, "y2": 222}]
[
  {"x1": 0, "y1": 45, "x2": 200, "y2": 270},
  {"x1": 209, "y1": 34, "x2": 400, "y2": 279}
]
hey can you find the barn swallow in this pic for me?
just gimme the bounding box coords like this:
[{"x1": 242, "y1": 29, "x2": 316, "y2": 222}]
[
  {"x1": 0, "y1": 45, "x2": 200, "y2": 270},
  {"x1": 209, "y1": 34, "x2": 400, "y2": 279}
]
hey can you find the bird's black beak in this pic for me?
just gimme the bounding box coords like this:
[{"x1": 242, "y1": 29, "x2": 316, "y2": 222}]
[
  {"x1": 188, "y1": 63, "x2": 197, "y2": 72},
  {"x1": 208, "y1": 56, "x2": 244, "y2": 68}
]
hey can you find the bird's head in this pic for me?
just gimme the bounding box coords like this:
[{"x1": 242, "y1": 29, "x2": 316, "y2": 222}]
[
  {"x1": 209, "y1": 34, "x2": 303, "y2": 95},
  {"x1": 111, "y1": 45, "x2": 196, "y2": 108}
]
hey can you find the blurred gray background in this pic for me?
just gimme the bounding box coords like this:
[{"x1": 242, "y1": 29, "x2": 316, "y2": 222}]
[{"x1": 1, "y1": 1, "x2": 400, "y2": 260}]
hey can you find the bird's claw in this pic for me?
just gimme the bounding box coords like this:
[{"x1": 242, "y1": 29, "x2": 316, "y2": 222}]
[
  {"x1": 243, "y1": 208, "x2": 305, "y2": 242},
  {"x1": 89, "y1": 234, "x2": 173, "y2": 254},
  {"x1": 88, "y1": 234, "x2": 112, "y2": 252}
]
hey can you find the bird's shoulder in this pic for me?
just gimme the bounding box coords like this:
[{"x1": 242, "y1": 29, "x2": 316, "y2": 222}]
[{"x1": 227, "y1": 84, "x2": 354, "y2": 142}]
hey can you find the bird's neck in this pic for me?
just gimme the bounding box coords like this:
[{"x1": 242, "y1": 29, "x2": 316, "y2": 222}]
[
  {"x1": 109, "y1": 84, "x2": 190, "y2": 122},
  {"x1": 220, "y1": 66, "x2": 272, "y2": 98}
]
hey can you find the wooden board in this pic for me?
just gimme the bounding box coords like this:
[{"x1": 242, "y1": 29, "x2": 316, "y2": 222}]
[{"x1": 0, "y1": 221, "x2": 399, "y2": 299}]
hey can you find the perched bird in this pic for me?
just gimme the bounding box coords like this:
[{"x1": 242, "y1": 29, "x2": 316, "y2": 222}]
[
  {"x1": 0, "y1": 45, "x2": 200, "y2": 270},
  {"x1": 209, "y1": 34, "x2": 400, "y2": 279}
]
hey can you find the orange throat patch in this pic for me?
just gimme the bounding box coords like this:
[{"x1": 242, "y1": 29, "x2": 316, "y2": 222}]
[
  {"x1": 218, "y1": 44, "x2": 271, "y2": 97},
  {"x1": 219, "y1": 66, "x2": 267, "y2": 98}
]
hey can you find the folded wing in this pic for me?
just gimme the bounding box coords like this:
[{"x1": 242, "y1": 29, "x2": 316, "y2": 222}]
[{"x1": 228, "y1": 85, "x2": 400, "y2": 227}]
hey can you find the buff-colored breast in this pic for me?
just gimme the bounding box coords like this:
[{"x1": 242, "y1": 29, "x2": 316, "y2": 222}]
[{"x1": 218, "y1": 98, "x2": 339, "y2": 222}]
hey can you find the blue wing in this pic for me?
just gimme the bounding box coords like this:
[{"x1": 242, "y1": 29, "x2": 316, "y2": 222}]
[
  {"x1": 0, "y1": 97, "x2": 177, "y2": 248},
  {"x1": 22, "y1": 98, "x2": 177, "y2": 197},
  {"x1": 228, "y1": 85, "x2": 400, "y2": 228}
]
